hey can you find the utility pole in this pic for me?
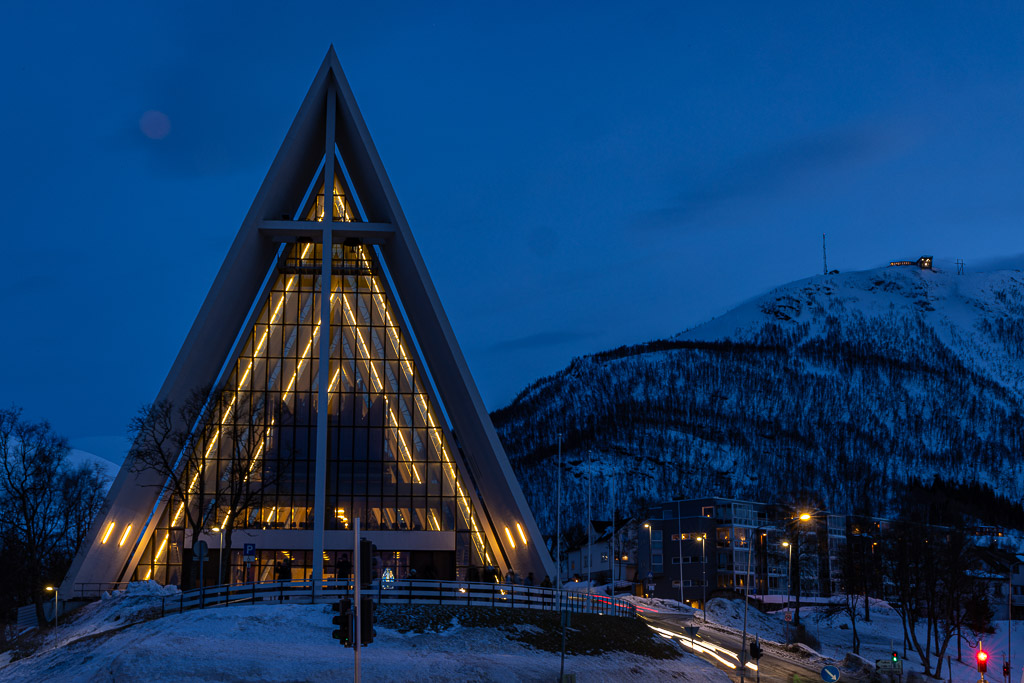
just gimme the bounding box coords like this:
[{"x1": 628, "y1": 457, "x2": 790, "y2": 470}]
[
  {"x1": 740, "y1": 528, "x2": 759, "y2": 683},
  {"x1": 611, "y1": 474, "x2": 616, "y2": 585},
  {"x1": 587, "y1": 450, "x2": 592, "y2": 599},
  {"x1": 556, "y1": 431, "x2": 562, "y2": 588},
  {"x1": 678, "y1": 505, "x2": 684, "y2": 611}
]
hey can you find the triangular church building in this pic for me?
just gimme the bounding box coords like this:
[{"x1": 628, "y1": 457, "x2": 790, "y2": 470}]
[{"x1": 62, "y1": 49, "x2": 553, "y2": 594}]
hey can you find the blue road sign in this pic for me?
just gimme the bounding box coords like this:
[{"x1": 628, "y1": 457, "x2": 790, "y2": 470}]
[
  {"x1": 243, "y1": 543, "x2": 256, "y2": 562},
  {"x1": 820, "y1": 665, "x2": 840, "y2": 682}
]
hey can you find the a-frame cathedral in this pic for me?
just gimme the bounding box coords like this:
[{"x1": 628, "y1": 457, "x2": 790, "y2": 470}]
[{"x1": 61, "y1": 48, "x2": 553, "y2": 594}]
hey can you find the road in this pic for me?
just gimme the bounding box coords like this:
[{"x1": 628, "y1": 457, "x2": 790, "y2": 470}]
[{"x1": 642, "y1": 611, "x2": 862, "y2": 682}]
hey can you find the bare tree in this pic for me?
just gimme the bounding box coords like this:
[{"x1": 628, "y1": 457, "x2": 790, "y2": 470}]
[
  {"x1": 822, "y1": 543, "x2": 867, "y2": 654},
  {"x1": 0, "y1": 407, "x2": 107, "y2": 624},
  {"x1": 59, "y1": 461, "x2": 108, "y2": 559},
  {"x1": 212, "y1": 419, "x2": 291, "y2": 585},
  {"x1": 128, "y1": 389, "x2": 217, "y2": 590}
]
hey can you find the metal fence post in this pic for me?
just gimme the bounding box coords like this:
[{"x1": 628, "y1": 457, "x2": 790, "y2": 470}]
[{"x1": 252, "y1": 581, "x2": 256, "y2": 605}]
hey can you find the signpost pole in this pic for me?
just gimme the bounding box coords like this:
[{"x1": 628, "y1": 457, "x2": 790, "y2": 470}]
[{"x1": 354, "y1": 517, "x2": 360, "y2": 683}]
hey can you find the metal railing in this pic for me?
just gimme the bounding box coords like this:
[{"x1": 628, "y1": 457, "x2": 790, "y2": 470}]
[
  {"x1": 72, "y1": 581, "x2": 135, "y2": 598},
  {"x1": 155, "y1": 579, "x2": 637, "y2": 619}
]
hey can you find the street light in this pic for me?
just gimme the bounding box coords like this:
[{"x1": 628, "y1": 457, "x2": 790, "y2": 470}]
[
  {"x1": 211, "y1": 526, "x2": 224, "y2": 586},
  {"x1": 782, "y1": 541, "x2": 792, "y2": 639},
  {"x1": 791, "y1": 510, "x2": 814, "y2": 627},
  {"x1": 45, "y1": 586, "x2": 58, "y2": 631},
  {"x1": 643, "y1": 523, "x2": 652, "y2": 597},
  {"x1": 699, "y1": 533, "x2": 707, "y2": 623}
]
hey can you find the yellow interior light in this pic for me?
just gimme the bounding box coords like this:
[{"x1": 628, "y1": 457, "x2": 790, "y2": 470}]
[
  {"x1": 504, "y1": 526, "x2": 516, "y2": 549},
  {"x1": 516, "y1": 522, "x2": 527, "y2": 545},
  {"x1": 100, "y1": 521, "x2": 116, "y2": 544},
  {"x1": 118, "y1": 524, "x2": 133, "y2": 547}
]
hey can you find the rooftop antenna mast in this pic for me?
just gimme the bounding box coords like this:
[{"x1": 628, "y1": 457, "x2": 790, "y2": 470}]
[{"x1": 822, "y1": 233, "x2": 828, "y2": 275}]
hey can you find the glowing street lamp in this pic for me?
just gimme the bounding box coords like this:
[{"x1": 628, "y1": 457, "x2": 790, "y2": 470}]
[
  {"x1": 781, "y1": 540, "x2": 793, "y2": 631},
  {"x1": 798, "y1": 512, "x2": 811, "y2": 522},
  {"x1": 699, "y1": 533, "x2": 707, "y2": 622},
  {"x1": 45, "y1": 586, "x2": 58, "y2": 631},
  {"x1": 211, "y1": 526, "x2": 225, "y2": 586},
  {"x1": 643, "y1": 523, "x2": 652, "y2": 597}
]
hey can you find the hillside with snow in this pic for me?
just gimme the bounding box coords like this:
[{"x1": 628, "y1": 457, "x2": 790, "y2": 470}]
[{"x1": 494, "y1": 265, "x2": 1024, "y2": 531}]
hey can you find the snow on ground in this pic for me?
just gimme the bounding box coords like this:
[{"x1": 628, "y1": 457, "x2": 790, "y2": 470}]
[
  {"x1": 629, "y1": 590, "x2": 1024, "y2": 682},
  {"x1": 47, "y1": 580, "x2": 180, "y2": 648},
  {"x1": 0, "y1": 583, "x2": 728, "y2": 682},
  {"x1": 799, "y1": 601, "x2": 1024, "y2": 683},
  {"x1": 704, "y1": 597, "x2": 789, "y2": 645}
]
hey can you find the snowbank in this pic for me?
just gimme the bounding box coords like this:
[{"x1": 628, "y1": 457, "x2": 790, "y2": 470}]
[{"x1": 0, "y1": 586, "x2": 728, "y2": 682}]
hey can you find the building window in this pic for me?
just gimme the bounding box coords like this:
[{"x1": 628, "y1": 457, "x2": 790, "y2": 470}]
[
  {"x1": 652, "y1": 554, "x2": 663, "y2": 567},
  {"x1": 702, "y1": 506, "x2": 714, "y2": 518}
]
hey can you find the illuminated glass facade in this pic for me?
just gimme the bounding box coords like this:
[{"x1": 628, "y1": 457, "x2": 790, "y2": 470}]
[
  {"x1": 63, "y1": 54, "x2": 553, "y2": 597},
  {"x1": 133, "y1": 228, "x2": 491, "y2": 585}
]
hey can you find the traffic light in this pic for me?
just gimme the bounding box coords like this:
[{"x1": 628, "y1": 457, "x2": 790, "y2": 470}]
[
  {"x1": 331, "y1": 598, "x2": 352, "y2": 646},
  {"x1": 891, "y1": 651, "x2": 898, "y2": 663},
  {"x1": 977, "y1": 649, "x2": 988, "y2": 674},
  {"x1": 360, "y1": 596, "x2": 376, "y2": 646},
  {"x1": 749, "y1": 640, "x2": 763, "y2": 660},
  {"x1": 359, "y1": 539, "x2": 376, "y2": 589},
  {"x1": 1004, "y1": 660, "x2": 1011, "y2": 678}
]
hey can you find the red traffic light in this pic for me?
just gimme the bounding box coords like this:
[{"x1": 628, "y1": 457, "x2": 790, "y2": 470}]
[
  {"x1": 977, "y1": 651, "x2": 988, "y2": 662},
  {"x1": 977, "y1": 649, "x2": 988, "y2": 674}
]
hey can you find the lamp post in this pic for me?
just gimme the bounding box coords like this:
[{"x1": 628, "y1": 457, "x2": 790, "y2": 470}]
[
  {"x1": 677, "y1": 507, "x2": 685, "y2": 611},
  {"x1": 782, "y1": 541, "x2": 792, "y2": 612},
  {"x1": 700, "y1": 533, "x2": 707, "y2": 622},
  {"x1": 643, "y1": 523, "x2": 652, "y2": 597},
  {"x1": 793, "y1": 511, "x2": 812, "y2": 626},
  {"x1": 212, "y1": 526, "x2": 224, "y2": 586},
  {"x1": 45, "y1": 586, "x2": 58, "y2": 631},
  {"x1": 782, "y1": 540, "x2": 792, "y2": 642}
]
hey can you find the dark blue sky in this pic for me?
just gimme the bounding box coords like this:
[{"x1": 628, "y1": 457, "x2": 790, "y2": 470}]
[{"x1": 3, "y1": 3, "x2": 1024, "y2": 462}]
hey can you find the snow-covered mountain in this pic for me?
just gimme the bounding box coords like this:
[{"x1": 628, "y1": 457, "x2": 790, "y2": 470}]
[{"x1": 493, "y1": 265, "x2": 1024, "y2": 534}]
